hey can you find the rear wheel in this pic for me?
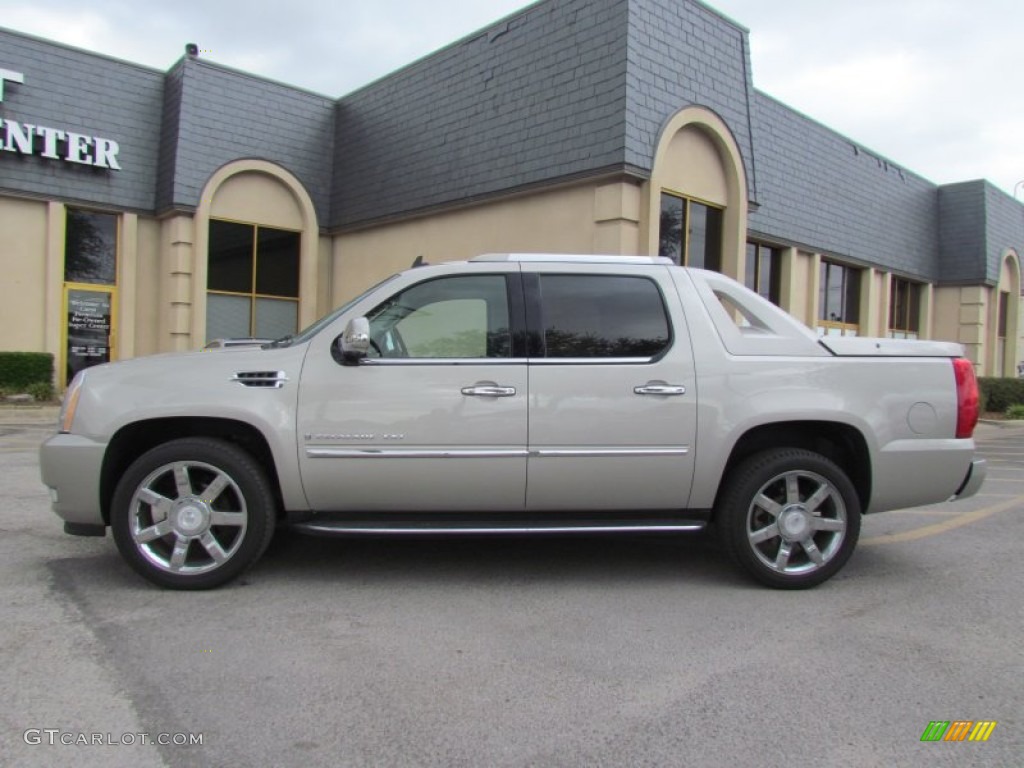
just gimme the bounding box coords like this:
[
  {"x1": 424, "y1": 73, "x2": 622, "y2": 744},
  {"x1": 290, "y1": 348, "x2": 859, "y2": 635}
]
[
  {"x1": 716, "y1": 448, "x2": 861, "y2": 589},
  {"x1": 111, "y1": 438, "x2": 276, "y2": 589}
]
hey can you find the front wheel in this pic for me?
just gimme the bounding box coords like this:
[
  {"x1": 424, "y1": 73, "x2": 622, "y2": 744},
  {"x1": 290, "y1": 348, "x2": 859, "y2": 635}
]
[
  {"x1": 716, "y1": 448, "x2": 861, "y2": 589},
  {"x1": 111, "y1": 438, "x2": 276, "y2": 589}
]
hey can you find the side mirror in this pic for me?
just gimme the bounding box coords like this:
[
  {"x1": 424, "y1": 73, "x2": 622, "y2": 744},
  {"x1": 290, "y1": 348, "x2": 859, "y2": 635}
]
[{"x1": 337, "y1": 317, "x2": 370, "y2": 364}]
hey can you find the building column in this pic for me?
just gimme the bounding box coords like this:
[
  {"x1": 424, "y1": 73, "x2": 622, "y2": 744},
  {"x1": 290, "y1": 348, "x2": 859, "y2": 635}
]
[
  {"x1": 43, "y1": 202, "x2": 65, "y2": 378},
  {"x1": 919, "y1": 283, "x2": 934, "y2": 341},
  {"x1": 593, "y1": 182, "x2": 641, "y2": 255},
  {"x1": 860, "y1": 267, "x2": 882, "y2": 337},
  {"x1": 317, "y1": 234, "x2": 333, "y2": 318},
  {"x1": 779, "y1": 249, "x2": 820, "y2": 328},
  {"x1": 957, "y1": 286, "x2": 987, "y2": 371},
  {"x1": 117, "y1": 213, "x2": 138, "y2": 360},
  {"x1": 807, "y1": 252, "x2": 822, "y2": 331},
  {"x1": 159, "y1": 215, "x2": 194, "y2": 352}
]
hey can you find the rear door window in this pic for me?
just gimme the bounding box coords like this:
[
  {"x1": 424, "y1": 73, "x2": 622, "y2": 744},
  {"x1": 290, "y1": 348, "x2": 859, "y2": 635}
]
[{"x1": 538, "y1": 275, "x2": 670, "y2": 358}]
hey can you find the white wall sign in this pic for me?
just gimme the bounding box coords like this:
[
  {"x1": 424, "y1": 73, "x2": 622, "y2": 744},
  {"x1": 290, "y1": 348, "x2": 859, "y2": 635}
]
[{"x1": 0, "y1": 68, "x2": 122, "y2": 171}]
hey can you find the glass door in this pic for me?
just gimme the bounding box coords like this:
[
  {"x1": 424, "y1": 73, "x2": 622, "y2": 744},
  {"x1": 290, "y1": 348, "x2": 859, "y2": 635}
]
[
  {"x1": 62, "y1": 209, "x2": 118, "y2": 386},
  {"x1": 63, "y1": 285, "x2": 116, "y2": 385}
]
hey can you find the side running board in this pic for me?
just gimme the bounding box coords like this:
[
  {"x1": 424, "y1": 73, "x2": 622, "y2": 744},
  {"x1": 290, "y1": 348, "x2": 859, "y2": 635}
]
[{"x1": 290, "y1": 512, "x2": 708, "y2": 537}]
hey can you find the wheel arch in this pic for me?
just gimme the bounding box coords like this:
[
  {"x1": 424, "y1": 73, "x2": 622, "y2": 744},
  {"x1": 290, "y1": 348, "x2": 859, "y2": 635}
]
[
  {"x1": 101, "y1": 418, "x2": 283, "y2": 524},
  {"x1": 715, "y1": 421, "x2": 872, "y2": 514}
]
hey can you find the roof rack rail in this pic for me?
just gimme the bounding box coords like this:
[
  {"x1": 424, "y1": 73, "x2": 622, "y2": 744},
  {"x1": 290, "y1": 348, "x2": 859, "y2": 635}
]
[{"x1": 471, "y1": 253, "x2": 674, "y2": 265}]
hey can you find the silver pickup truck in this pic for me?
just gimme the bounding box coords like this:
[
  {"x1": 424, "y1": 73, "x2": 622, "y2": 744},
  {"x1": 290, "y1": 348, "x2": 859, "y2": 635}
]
[{"x1": 40, "y1": 254, "x2": 986, "y2": 590}]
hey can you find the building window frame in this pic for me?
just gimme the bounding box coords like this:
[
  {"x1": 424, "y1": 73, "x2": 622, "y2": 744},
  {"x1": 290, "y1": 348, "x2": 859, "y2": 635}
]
[
  {"x1": 997, "y1": 290, "x2": 1009, "y2": 340},
  {"x1": 817, "y1": 259, "x2": 861, "y2": 336},
  {"x1": 206, "y1": 217, "x2": 301, "y2": 343},
  {"x1": 745, "y1": 241, "x2": 781, "y2": 305},
  {"x1": 62, "y1": 208, "x2": 119, "y2": 386},
  {"x1": 888, "y1": 276, "x2": 922, "y2": 339},
  {"x1": 658, "y1": 191, "x2": 724, "y2": 272},
  {"x1": 996, "y1": 290, "x2": 1009, "y2": 375}
]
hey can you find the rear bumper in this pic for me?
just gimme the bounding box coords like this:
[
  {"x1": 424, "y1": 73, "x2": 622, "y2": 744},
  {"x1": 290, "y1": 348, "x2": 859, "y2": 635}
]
[
  {"x1": 869, "y1": 439, "x2": 982, "y2": 513},
  {"x1": 949, "y1": 458, "x2": 987, "y2": 502}
]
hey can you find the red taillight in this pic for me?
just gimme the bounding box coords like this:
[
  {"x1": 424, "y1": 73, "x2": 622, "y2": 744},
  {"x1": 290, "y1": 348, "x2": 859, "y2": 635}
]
[{"x1": 953, "y1": 357, "x2": 979, "y2": 439}]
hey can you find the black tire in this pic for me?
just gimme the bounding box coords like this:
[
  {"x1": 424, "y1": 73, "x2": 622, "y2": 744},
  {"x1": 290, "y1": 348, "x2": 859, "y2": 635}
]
[
  {"x1": 111, "y1": 437, "x2": 276, "y2": 589},
  {"x1": 715, "y1": 448, "x2": 861, "y2": 589}
]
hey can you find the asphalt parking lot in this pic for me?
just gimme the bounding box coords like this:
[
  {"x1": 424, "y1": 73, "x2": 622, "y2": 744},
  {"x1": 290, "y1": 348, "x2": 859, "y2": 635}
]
[{"x1": 1, "y1": 406, "x2": 1021, "y2": 767}]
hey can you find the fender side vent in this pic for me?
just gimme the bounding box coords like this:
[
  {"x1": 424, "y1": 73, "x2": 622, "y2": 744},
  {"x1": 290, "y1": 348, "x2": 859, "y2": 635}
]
[{"x1": 232, "y1": 371, "x2": 288, "y2": 389}]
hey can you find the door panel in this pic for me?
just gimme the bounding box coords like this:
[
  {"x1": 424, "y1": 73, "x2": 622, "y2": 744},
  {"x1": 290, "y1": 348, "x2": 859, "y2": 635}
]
[
  {"x1": 298, "y1": 362, "x2": 527, "y2": 511},
  {"x1": 525, "y1": 267, "x2": 697, "y2": 511},
  {"x1": 296, "y1": 270, "x2": 527, "y2": 512}
]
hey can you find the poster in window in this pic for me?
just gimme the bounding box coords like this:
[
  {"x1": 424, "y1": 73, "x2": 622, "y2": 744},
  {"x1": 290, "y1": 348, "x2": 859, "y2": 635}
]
[{"x1": 66, "y1": 289, "x2": 112, "y2": 382}]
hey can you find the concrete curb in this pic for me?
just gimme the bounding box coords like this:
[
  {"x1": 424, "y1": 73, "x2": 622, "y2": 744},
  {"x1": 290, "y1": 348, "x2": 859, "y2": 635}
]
[{"x1": 0, "y1": 405, "x2": 60, "y2": 426}]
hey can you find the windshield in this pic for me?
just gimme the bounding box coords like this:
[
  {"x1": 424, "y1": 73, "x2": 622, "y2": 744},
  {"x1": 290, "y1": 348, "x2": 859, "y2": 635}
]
[{"x1": 266, "y1": 274, "x2": 400, "y2": 348}]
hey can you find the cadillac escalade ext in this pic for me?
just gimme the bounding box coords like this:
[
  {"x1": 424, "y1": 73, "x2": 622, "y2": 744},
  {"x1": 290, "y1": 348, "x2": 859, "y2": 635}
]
[{"x1": 40, "y1": 254, "x2": 986, "y2": 590}]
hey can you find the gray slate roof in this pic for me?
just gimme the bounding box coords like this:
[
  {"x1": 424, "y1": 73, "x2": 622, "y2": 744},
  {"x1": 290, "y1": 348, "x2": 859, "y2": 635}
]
[{"x1": 2, "y1": 0, "x2": 1021, "y2": 285}]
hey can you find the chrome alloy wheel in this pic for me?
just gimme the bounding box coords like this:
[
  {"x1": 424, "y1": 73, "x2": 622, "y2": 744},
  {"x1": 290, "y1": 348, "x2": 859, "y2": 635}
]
[
  {"x1": 745, "y1": 469, "x2": 847, "y2": 576},
  {"x1": 128, "y1": 460, "x2": 248, "y2": 575}
]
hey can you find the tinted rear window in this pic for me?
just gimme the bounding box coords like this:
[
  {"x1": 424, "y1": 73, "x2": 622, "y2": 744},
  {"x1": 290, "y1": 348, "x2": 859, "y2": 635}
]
[{"x1": 539, "y1": 275, "x2": 670, "y2": 358}]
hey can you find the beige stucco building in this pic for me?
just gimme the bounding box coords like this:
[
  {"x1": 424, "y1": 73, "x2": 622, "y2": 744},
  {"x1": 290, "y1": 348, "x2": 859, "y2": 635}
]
[{"x1": 1, "y1": 0, "x2": 1021, "y2": 390}]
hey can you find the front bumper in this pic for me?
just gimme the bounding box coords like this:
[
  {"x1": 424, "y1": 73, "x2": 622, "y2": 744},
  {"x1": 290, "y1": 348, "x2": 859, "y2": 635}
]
[
  {"x1": 949, "y1": 458, "x2": 987, "y2": 502},
  {"x1": 39, "y1": 433, "x2": 107, "y2": 529}
]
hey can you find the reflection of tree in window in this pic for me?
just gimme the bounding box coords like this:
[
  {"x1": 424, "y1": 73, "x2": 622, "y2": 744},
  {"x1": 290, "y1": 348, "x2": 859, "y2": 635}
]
[
  {"x1": 65, "y1": 210, "x2": 117, "y2": 285},
  {"x1": 658, "y1": 192, "x2": 722, "y2": 271},
  {"x1": 659, "y1": 195, "x2": 684, "y2": 264},
  {"x1": 540, "y1": 275, "x2": 670, "y2": 358},
  {"x1": 544, "y1": 329, "x2": 667, "y2": 358},
  {"x1": 687, "y1": 203, "x2": 722, "y2": 272}
]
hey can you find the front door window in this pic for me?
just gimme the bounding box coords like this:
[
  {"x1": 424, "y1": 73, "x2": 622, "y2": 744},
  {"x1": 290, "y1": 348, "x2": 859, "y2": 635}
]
[{"x1": 366, "y1": 275, "x2": 511, "y2": 359}]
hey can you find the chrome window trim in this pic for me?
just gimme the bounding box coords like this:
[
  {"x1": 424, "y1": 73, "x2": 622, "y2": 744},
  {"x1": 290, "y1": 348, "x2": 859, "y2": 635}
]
[
  {"x1": 357, "y1": 357, "x2": 660, "y2": 366},
  {"x1": 528, "y1": 357, "x2": 658, "y2": 365},
  {"x1": 359, "y1": 358, "x2": 528, "y2": 366}
]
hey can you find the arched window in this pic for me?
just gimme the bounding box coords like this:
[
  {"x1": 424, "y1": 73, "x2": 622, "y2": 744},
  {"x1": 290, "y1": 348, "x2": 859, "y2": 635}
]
[
  {"x1": 193, "y1": 161, "x2": 320, "y2": 349},
  {"x1": 645, "y1": 108, "x2": 747, "y2": 282}
]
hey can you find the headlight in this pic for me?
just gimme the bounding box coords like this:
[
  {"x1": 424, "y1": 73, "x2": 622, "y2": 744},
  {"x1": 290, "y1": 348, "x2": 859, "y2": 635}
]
[{"x1": 59, "y1": 371, "x2": 86, "y2": 433}]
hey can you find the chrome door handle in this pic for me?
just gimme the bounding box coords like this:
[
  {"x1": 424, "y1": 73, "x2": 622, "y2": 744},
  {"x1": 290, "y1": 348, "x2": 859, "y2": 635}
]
[
  {"x1": 461, "y1": 385, "x2": 517, "y2": 397},
  {"x1": 634, "y1": 384, "x2": 686, "y2": 396}
]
